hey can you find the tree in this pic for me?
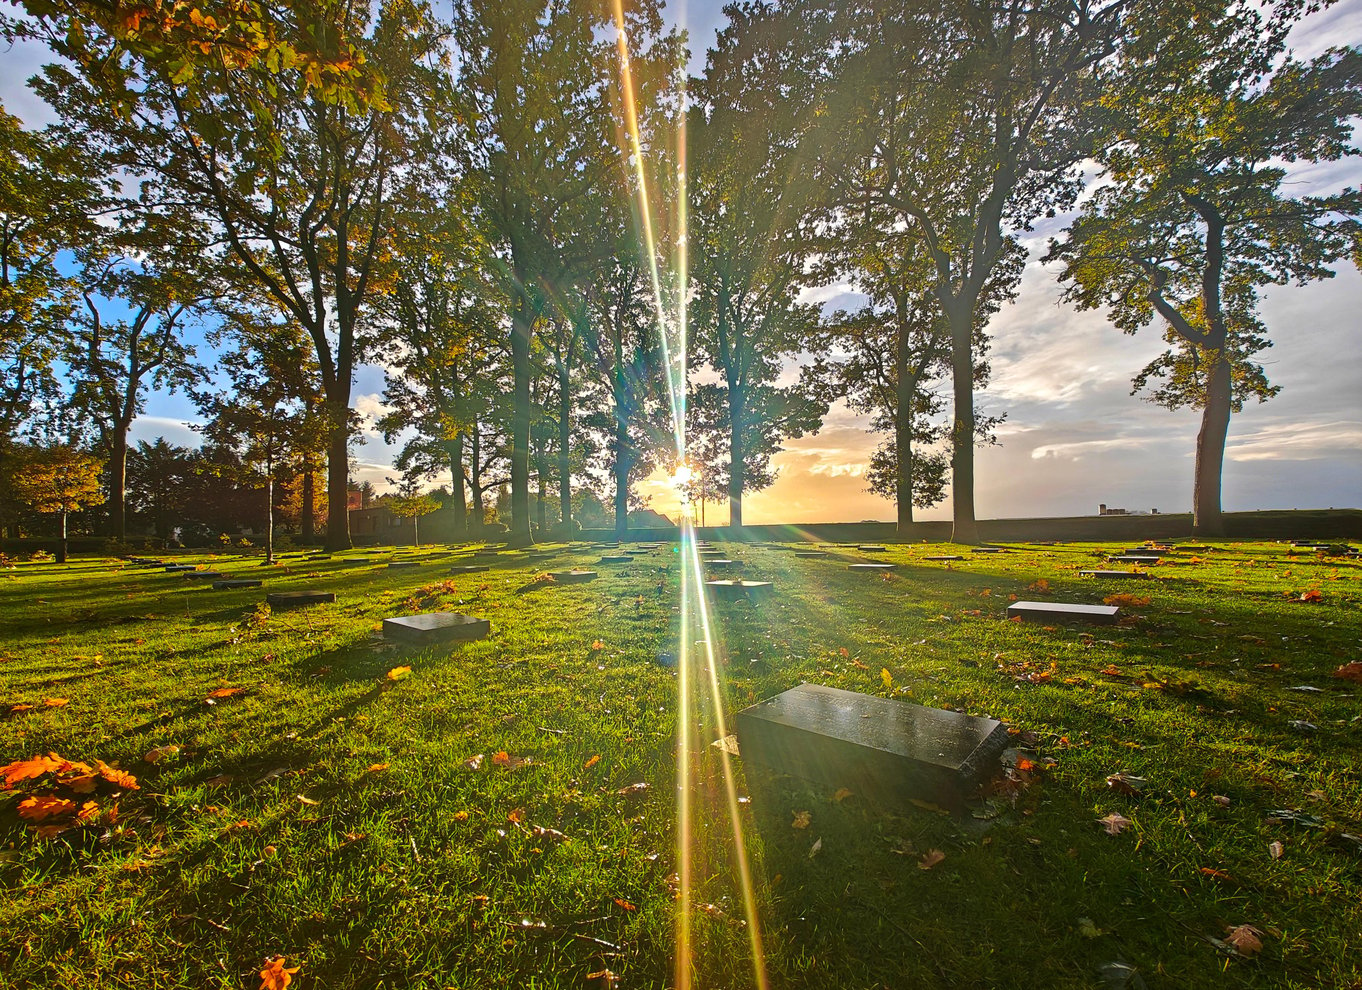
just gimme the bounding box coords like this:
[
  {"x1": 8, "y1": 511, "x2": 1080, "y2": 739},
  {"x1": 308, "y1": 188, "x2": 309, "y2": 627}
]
[
  {"x1": 805, "y1": 0, "x2": 1124, "y2": 541},
  {"x1": 0, "y1": 103, "x2": 104, "y2": 451},
  {"x1": 690, "y1": 8, "x2": 830, "y2": 526},
  {"x1": 384, "y1": 489, "x2": 439, "y2": 546},
  {"x1": 32, "y1": 0, "x2": 451, "y2": 551},
  {"x1": 1046, "y1": 12, "x2": 1361, "y2": 536},
  {"x1": 375, "y1": 213, "x2": 508, "y2": 541},
  {"x1": 126, "y1": 437, "x2": 200, "y2": 540},
  {"x1": 70, "y1": 250, "x2": 209, "y2": 539},
  {"x1": 194, "y1": 326, "x2": 320, "y2": 563},
  {"x1": 452, "y1": 0, "x2": 675, "y2": 545},
  {"x1": 825, "y1": 230, "x2": 1018, "y2": 532},
  {"x1": 8, "y1": 444, "x2": 105, "y2": 562}
]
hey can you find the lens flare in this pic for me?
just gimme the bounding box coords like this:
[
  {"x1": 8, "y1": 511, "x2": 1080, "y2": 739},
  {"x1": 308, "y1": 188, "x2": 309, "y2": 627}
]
[{"x1": 610, "y1": 8, "x2": 768, "y2": 989}]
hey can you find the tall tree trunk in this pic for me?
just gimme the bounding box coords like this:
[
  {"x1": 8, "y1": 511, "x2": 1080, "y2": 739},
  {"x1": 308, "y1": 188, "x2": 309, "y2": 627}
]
[
  {"x1": 470, "y1": 426, "x2": 484, "y2": 529},
  {"x1": 301, "y1": 461, "x2": 315, "y2": 542},
  {"x1": 264, "y1": 459, "x2": 274, "y2": 564},
  {"x1": 413, "y1": 512, "x2": 420, "y2": 546},
  {"x1": 509, "y1": 294, "x2": 533, "y2": 547},
  {"x1": 535, "y1": 443, "x2": 547, "y2": 534},
  {"x1": 1193, "y1": 353, "x2": 1232, "y2": 537},
  {"x1": 728, "y1": 392, "x2": 744, "y2": 529},
  {"x1": 894, "y1": 322, "x2": 913, "y2": 536},
  {"x1": 558, "y1": 367, "x2": 572, "y2": 530},
  {"x1": 109, "y1": 426, "x2": 129, "y2": 541},
  {"x1": 57, "y1": 508, "x2": 68, "y2": 564},
  {"x1": 614, "y1": 417, "x2": 630, "y2": 542},
  {"x1": 324, "y1": 400, "x2": 352, "y2": 551},
  {"x1": 446, "y1": 436, "x2": 467, "y2": 539},
  {"x1": 946, "y1": 304, "x2": 979, "y2": 544}
]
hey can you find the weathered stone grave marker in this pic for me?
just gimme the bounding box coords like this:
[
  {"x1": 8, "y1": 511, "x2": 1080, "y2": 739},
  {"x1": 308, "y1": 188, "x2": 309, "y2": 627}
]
[
  {"x1": 849, "y1": 562, "x2": 897, "y2": 571},
  {"x1": 448, "y1": 564, "x2": 490, "y2": 574},
  {"x1": 266, "y1": 591, "x2": 336, "y2": 610},
  {"x1": 925, "y1": 555, "x2": 964, "y2": 562},
  {"x1": 795, "y1": 550, "x2": 829, "y2": 558},
  {"x1": 388, "y1": 561, "x2": 420, "y2": 569},
  {"x1": 859, "y1": 545, "x2": 888, "y2": 552},
  {"x1": 1107, "y1": 554, "x2": 1161, "y2": 564},
  {"x1": 550, "y1": 570, "x2": 597, "y2": 584},
  {"x1": 600, "y1": 554, "x2": 634, "y2": 564},
  {"x1": 707, "y1": 579, "x2": 773, "y2": 602},
  {"x1": 735, "y1": 683, "x2": 1009, "y2": 811},
  {"x1": 704, "y1": 558, "x2": 743, "y2": 570},
  {"x1": 383, "y1": 612, "x2": 490, "y2": 644},
  {"x1": 1007, "y1": 600, "x2": 1120, "y2": 625},
  {"x1": 212, "y1": 579, "x2": 262, "y2": 589},
  {"x1": 1078, "y1": 570, "x2": 1152, "y2": 580}
]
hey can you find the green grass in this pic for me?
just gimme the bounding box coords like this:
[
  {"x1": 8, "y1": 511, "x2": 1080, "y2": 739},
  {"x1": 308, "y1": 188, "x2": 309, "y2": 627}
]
[{"x1": 1, "y1": 540, "x2": 1359, "y2": 989}]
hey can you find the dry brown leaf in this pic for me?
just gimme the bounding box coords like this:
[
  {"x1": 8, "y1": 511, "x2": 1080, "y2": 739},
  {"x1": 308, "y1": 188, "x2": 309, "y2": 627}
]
[
  {"x1": 791, "y1": 810, "x2": 811, "y2": 829},
  {"x1": 1097, "y1": 812, "x2": 1133, "y2": 835},
  {"x1": 366, "y1": 763, "x2": 389, "y2": 773},
  {"x1": 584, "y1": 754, "x2": 601, "y2": 770},
  {"x1": 832, "y1": 788, "x2": 853, "y2": 803},
  {"x1": 918, "y1": 849, "x2": 946, "y2": 870},
  {"x1": 1268, "y1": 840, "x2": 1284, "y2": 860},
  {"x1": 1225, "y1": 925, "x2": 1263, "y2": 957}
]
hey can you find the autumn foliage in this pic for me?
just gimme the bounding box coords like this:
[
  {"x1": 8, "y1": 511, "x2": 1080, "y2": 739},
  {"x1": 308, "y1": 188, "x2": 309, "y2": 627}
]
[{"x1": 0, "y1": 753, "x2": 139, "y2": 839}]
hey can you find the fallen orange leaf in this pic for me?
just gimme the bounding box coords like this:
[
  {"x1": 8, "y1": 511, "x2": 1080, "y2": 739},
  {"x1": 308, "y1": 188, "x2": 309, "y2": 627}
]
[
  {"x1": 1, "y1": 755, "x2": 62, "y2": 788},
  {"x1": 584, "y1": 754, "x2": 601, "y2": 770},
  {"x1": 614, "y1": 898, "x2": 636, "y2": 911},
  {"x1": 43, "y1": 698, "x2": 69, "y2": 707},
  {"x1": 18, "y1": 795, "x2": 75, "y2": 822},
  {"x1": 1225, "y1": 925, "x2": 1263, "y2": 957},
  {"x1": 259, "y1": 956, "x2": 300, "y2": 990},
  {"x1": 366, "y1": 763, "x2": 390, "y2": 773},
  {"x1": 386, "y1": 666, "x2": 413, "y2": 682}
]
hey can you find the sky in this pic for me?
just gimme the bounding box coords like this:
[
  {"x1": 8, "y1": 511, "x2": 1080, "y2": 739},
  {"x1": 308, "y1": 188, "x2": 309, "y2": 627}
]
[{"x1": 3, "y1": 0, "x2": 1359, "y2": 524}]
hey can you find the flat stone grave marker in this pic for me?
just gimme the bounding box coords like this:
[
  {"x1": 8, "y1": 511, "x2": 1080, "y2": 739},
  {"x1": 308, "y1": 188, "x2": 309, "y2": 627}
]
[
  {"x1": 1107, "y1": 555, "x2": 1161, "y2": 564},
  {"x1": 306, "y1": 554, "x2": 331, "y2": 561},
  {"x1": 698, "y1": 549, "x2": 726, "y2": 557},
  {"x1": 383, "y1": 611, "x2": 490, "y2": 644},
  {"x1": 340, "y1": 559, "x2": 372, "y2": 567},
  {"x1": 267, "y1": 591, "x2": 336, "y2": 610},
  {"x1": 388, "y1": 560, "x2": 420, "y2": 569},
  {"x1": 448, "y1": 564, "x2": 490, "y2": 574},
  {"x1": 971, "y1": 547, "x2": 1004, "y2": 554},
  {"x1": 925, "y1": 555, "x2": 964, "y2": 562},
  {"x1": 795, "y1": 550, "x2": 829, "y2": 558},
  {"x1": 849, "y1": 562, "x2": 897, "y2": 571},
  {"x1": 164, "y1": 564, "x2": 196, "y2": 572},
  {"x1": 1122, "y1": 548, "x2": 1171, "y2": 556},
  {"x1": 707, "y1": 579, "x2": 773, "y2": 602},
  {"x1": 184, "y1": 571, "x2": 228, "y2": 580},
  {"x1": 705, "y1": 558, "x2": 743, "y2": 570},
  {"x1": 1007, "y1": 600, "x2": 1120, "y2": 625},
  {"x1": 1079, "y1": 570, "x2": 1152, "y2": 580},
  {"x1": 212, "y1": 579, "x2": 262, "y2": 589},
  {"x1": 736, "y1": 683, "x2": 1009, "y2": 812},
  {"x1": 550, "y1": 570, "x2": 597, "y2": 584},
  {"x1": 600, "y1": 554, "x2": 634, "y2": 564},
  {"x1": 858, "y1": 544, "x2": 888, "y2": 552},
  {"x1": 1178, "y1": 545, "x2": 1212, "y2": 552}
]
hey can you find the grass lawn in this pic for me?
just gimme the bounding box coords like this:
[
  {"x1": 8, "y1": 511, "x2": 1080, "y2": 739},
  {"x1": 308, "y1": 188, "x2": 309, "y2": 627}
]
[{"x1": 1, "y1": 539, "x2": 1360, "y2": 989}]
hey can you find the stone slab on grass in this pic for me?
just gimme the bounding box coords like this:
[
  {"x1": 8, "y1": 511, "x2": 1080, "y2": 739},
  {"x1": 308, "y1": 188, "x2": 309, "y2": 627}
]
[
  {"x1": 550, "y1": 570, "x2": 597, "y2": 584},
  {"x1": 707, "y1": 580, "x2": 773, "y2": 602},
  {"x1": 266, "y1": 591, "x2": 336, "y2": 610},
  {"x1": 1007, "y1": 600, "x2": 1120, "y2": 625},
  {"x1": 212, "y1": 579, "x2": 263, "y2": 589},
  {"x1": 1079, "y1": 570, "x2": 1152, "y2": 580},
  {"x1": 448, "y1": 565, "x2": 491, "y2": 574},
  {"x1": 849, "y1": 563, "x2": 897, "y2": 571},
  {"x1": 383, "y1": 612, "x2": 490, "y2": 644},
  {"x1": 736, "y1": 683, "x2": 1008, "y2": 812}
]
